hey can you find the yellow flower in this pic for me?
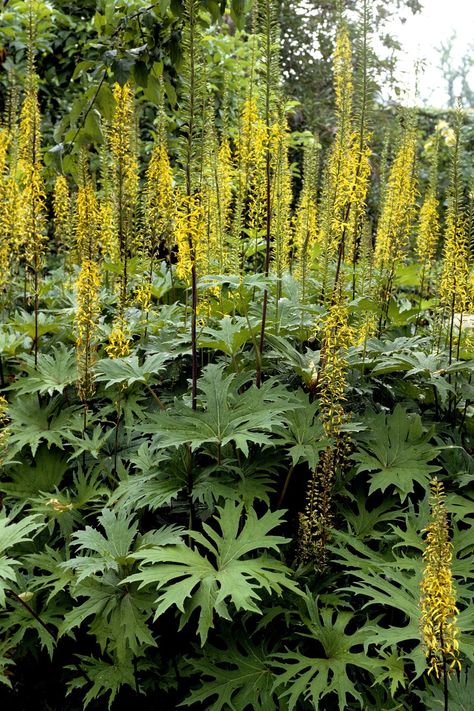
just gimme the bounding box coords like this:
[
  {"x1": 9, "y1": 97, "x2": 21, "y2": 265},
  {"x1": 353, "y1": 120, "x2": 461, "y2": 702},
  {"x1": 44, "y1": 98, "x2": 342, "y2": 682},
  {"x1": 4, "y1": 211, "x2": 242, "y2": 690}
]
[
  {"x1": 175, "y1": 191, "x2": 206, "y2": 284},
  {"x1": 106, "y1": 317, "x2": 131, "y2": 359},
  {"x1": 0, "y1": 394, "x2": 10, "y2": 463},
  {"x1": 420, "y1": 479, "x2": 461, "y2": 678},
  {"x1": 75, "y1": 258, "x2": 101, "y2": 400},
  {"x1": 53, "y1": 175, "x2": 71, "y2": 251},
  {"x1": 143, "y1": 115, "x2": 174, "y2": 256}
]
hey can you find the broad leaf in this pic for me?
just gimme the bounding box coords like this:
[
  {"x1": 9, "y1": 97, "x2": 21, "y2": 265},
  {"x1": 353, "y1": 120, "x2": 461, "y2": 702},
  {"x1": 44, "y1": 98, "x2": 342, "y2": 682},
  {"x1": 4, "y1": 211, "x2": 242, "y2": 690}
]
[
  {"x1": 141, "y1": 363, "x2": 300, "y2": 456},
  {"x1": 126, "y1": 501, "x2": 300, "y2": 644},
  {"x1": 352, "y1": 405, "x2": 440, "y2": 501},
  {"x1": 272, "y1": 596, "x2": 381, "y2": 710}
]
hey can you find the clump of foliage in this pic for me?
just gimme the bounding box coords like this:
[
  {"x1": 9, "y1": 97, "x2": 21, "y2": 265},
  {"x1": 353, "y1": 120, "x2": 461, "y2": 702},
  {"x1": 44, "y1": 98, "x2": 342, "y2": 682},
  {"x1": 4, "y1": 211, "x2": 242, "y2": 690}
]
[{"x1": 0, "y1": 1, "x2": 473, "y2": 710}]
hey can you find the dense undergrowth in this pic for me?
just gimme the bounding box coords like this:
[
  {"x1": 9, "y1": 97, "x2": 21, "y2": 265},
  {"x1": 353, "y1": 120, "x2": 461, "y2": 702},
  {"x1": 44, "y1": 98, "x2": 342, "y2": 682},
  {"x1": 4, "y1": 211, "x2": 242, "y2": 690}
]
[{"x1": 0, "y1": 1, "x2": 473, "y2": 709}]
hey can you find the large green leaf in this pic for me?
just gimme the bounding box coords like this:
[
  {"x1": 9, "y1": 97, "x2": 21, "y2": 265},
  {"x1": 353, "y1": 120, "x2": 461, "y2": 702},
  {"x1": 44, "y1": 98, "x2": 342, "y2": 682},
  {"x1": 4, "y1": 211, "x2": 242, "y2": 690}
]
[
  {"x1": 6, "y1": 396, "x2": 83, "y2": 456},
  {"x1": 8, "y1": 344, "x2": 77, "y2": 396},
  {"x1": 126, "y1": 501, "x2": 300, "y2": 645},
  {"x1": 141, "y1": 363, "x2": 299, "y2": 455},
  {"x1": 0, "y1": 513, "x2": 42, "y2": 606},
  {"x1": 183, "y1": 635, "x2": 280, "y2": 711},
  {"x1": 272, "y1": 596, "x2": 381, "y2": 710},
  {"x1": 352, "y1": 405, "x2": 440, "y2": 501},
  {"x1": 94, "y1": 352, "x2": 169, "y2": 388}
]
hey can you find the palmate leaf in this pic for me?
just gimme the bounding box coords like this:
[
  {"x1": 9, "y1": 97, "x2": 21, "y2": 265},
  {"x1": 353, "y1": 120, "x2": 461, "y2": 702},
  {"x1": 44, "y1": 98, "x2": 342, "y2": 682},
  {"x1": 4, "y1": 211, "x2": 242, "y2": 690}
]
[
  {"x1": 183, "y1": 635, "x2": 280, "y2": 711},
  {"x1": 0, "y1": 512, "x2": 42, "y2": 606},
  {"x1": 66, "y1": 653, "x2": 136, "y2": 710},
  {"x1": 94, "y1": 352, "x2": 169, "y2": 388},
  {"x1": 415, "y1": 664, "x2": 474, "y2": 711},
  {"x1": 272, "y1": 596, "x2": 381, "y2": 710},
  {"x1": 59, "y1": 510, "x2": 182, "y2": 661},
  {"x1": 126, "y1": 501, "x2": 300, "y2": 645},
  {"x1": 6, "y1": 395, "x2": 83, "y2": 456},
  {"x1": 61, "y1": 508, "x2": 182, "y2": 582},
  {"x1": 272, "y1": 390, "x2": 329, "y2": 469},
  {"x1": 352, "y1": 405, "x2": 440, "y2": 501},
  {"x1": 140, "y1": 363, "x2": 299, "y2": 455},
  {"x1": 197, "y1": 315, "x2": 257, "y2": 356},
  {"x1": 8, "y1": 344, "x2": 77, "y2": 396},
  {"x1": 0, "y1": 448, "x2": 69, "y2": 499}
]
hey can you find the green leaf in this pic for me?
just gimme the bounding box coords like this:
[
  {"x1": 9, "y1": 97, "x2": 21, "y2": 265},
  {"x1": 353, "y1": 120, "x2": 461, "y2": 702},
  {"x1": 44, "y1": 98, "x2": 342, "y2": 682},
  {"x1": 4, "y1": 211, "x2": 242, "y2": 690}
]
[
  {"x1": 272, "y1": 596, "x2": 381, "y2": 710},
  {"x1": 6, "y1": 396, "x2": 83, "y2": 456},
  {"x1": 352, "y1": 405, "x2": 440, "y2": 501},
  {"x1": 141, "y1": 363, "x2": 299, "y2": 456},
  {"x1": 272, "y1": 390, "x2": 329, "y2": 469},
  {"x1": 94, "y1": 353, "x2": 169, "y2": 389},
  {"x1": 126, "y1": 501, "x2": 300, "y2": 645},
  {"x1": 197, "y1": 315, "x2": 256, "y2": 356},
  {"x1": 183, "y1": 635, "x2": 279, "y2": 710},
  {"x1": 8, "y1": 344, "x2": 77, "y2": 396},
  {"x1": 66, "y1": 653, "x2": 136, "y2": 709},
  {"x1": 0, "y1": 513, "x2": 42, "y2": 606}
]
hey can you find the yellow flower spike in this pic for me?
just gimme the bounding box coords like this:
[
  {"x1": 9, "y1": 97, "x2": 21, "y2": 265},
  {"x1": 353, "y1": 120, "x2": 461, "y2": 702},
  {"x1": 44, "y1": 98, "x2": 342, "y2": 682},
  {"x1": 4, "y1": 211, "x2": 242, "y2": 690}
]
[
  {"x1": 294, "y1": 139, "x2": 319, "y2": 300},
  {"x1": 0, "y1": 394, "x2": 10, "y2": 464},
  {"x1": 75, "y1": 258, "x2": 101, "y2": 400},
  {"x1": 143, "y1": 113, "x2": 174, "y2": 258},
  {"x1": 75, "y1": 180, "x2": 99, "y2": 263},
  {"x1": 420, "y1": 479, "x2": 461, "y2": 679},
  {"x1": 109, "y1": 82, "x2": 139, "y2": 260},
  {"x1": 134, "y1": 282, "x2": 152, "y2": 312},
  {"x1": 374, "y1": 119, "x2": 417, "y2": 273},
  {"x1": 17, "y1": 52, "x2": 47, "y2": 275},
  {"x1": 53, "y1": 175, "x2": 71, "y2": 252},
  {"x1": 270, "y1": 113, "x2": 293, "y2": 282},
  {"x1": 298, "y1": 284, "x2": 353, "y2": 568},
  {"x1": 106, "y1": 317, "x2": 132, "y2": 359},
  {"x1": 175, "y1": 191, "x2": 206, "y2": 285}
]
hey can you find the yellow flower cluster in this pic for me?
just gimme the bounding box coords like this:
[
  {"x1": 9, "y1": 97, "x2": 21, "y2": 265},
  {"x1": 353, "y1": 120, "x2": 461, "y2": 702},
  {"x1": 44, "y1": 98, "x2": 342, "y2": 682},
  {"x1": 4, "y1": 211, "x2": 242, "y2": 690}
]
[
  {"x1": 0, "y1": 394, "x2": 10, "y2": 463},
  {"x1": 420, "y1": 479, "x2": 461, "y2": 678},
  {"x1": 53, "y1": 175, "x2": 71, "y2": 251},
  {"x1": 18, "y1": 72, "x2": 41, "y2": 166},
  {"x1": 76, "y1": 259, "x2": 101, "y2": 400},
  {"x1": 416, "y1": 191, "x2": 440, "y2": 266},
  {"x1": 143, "y1": 119, "x2": 174, "y2": 256},
  {"x1": 18, "y1": 65, "x2": 47, "y2": 272},
  {"x1": 19, "y1": 162, "x2": 47, "y2": 271},
  {"x1": 333, "y1": 24, "x2": 353, "y2": 132},
  {"x1": 374, "y1": 123, "x2": 417, "y2": 272},
  {"x1": 75, "y1": 181, "x2": 99, "y2": 262},
  {"x1": 439, "y1": 214, "x2": 471, "y2": 315},
  {"x1": 317, "y1": 25, "x2": 372, "y2": 294},
  {"x1": 175, "y1": 191, "x2": 206, "y2": 283},
  {"x1": 0, "y1": 130, "x2": 12, "y2": 289},
  {"x1": 298, "y1": 287, "x2": 353, "y2": 568},
  {"x1": 109, "y1": 82, "x2": 139, "y2": 259},
  {"x1": 236, "y1": 97, "x2": 268, "y2": 235},
  {"x1": 293, "y1": 141, "x2": 319, "y2": 299},
  {"x1": 106, "y1": 317, "x2": 131, "y2": 359},
  {"x1": 98, "y1": 201, "x2": 119, "y2": 262},
  {"x1": 439, "y1": 118, "x2": 471, "y2": 316},
  {"x1": 134, "y1": 282, "x2": 152, "y2": 312},
  {"x1": 318, "y1": 290, "x2": 353, "y2": 436},
  {"x1": 270, "y1": 115, "x2": 293, "y2": 278}
]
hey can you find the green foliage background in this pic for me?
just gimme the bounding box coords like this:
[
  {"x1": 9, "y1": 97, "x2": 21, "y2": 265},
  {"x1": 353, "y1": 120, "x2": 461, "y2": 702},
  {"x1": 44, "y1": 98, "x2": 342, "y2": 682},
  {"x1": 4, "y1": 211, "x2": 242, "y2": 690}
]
[{"x1": 0, "y1": 1, "x2": 473, "y2": 710}]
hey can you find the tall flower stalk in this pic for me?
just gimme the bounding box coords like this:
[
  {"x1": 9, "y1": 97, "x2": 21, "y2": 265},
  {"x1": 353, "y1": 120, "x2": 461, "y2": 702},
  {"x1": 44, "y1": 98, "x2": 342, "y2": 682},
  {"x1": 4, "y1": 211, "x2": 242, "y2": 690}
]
[
  {"x1": 420, "y1": 479, "x2": 461, "y2": 710},
  {"x1": 18, "y1": 38, "x2": 47, "y2": 367},
  {"x1": 439, "y1": 108, "x2": 470, "y2": 367},
  {"x1": 298, "y1": 281, "x2": 353, "y2": 568},
  {"x1": 255, "y1": 0, "x2": 280, "y2": 387}
]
